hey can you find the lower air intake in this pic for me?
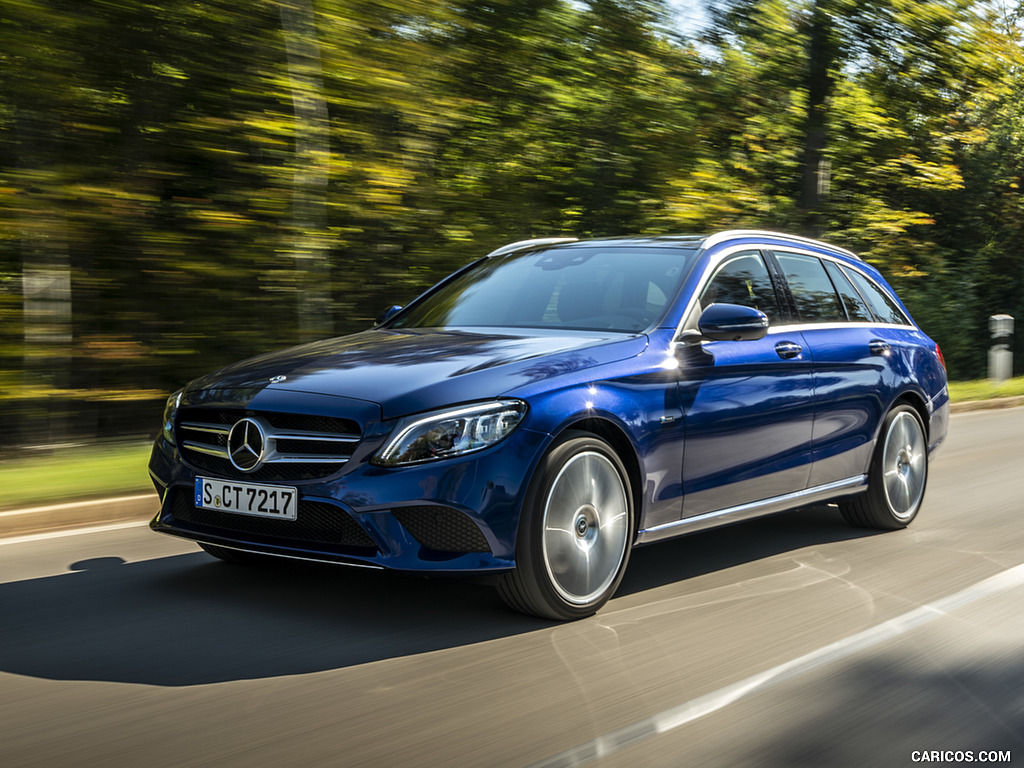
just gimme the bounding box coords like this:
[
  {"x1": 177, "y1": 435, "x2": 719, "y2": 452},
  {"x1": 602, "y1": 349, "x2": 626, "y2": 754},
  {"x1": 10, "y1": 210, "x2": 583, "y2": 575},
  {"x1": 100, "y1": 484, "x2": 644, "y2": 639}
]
[{"x1": 393, "y1": 506, "x2": 491, "y2": 554}]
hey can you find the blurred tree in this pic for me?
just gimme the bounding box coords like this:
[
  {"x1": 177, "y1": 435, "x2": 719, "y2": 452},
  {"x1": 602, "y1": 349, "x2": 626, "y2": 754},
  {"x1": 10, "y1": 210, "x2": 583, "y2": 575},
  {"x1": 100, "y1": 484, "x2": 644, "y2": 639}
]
[
  {"x1": 279, "y1": 0, "x2": 333, "y2": 342},
  {"x1": 0, "y1": 0, "x2": 1022, "y2": 447},
  {"x1": 667, "y1": 0, "x2": 805, "y2": 229},
  {"x1": 704, "y1": 0, "x2": 1014, "y2": 376},
  {"x1": 910, "y1": 1, "x2": 1024, "y2": 378},
  {"x1": 427, "y1": 0, "x2": 702, "y2": 243}
]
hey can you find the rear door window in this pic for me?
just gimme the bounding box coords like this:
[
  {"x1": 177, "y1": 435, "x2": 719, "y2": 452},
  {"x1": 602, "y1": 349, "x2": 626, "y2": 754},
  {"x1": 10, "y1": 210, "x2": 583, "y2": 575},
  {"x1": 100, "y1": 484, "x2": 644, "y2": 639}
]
[{"x1": 774, "y1": 251, "x2": 845, "y2": 323}]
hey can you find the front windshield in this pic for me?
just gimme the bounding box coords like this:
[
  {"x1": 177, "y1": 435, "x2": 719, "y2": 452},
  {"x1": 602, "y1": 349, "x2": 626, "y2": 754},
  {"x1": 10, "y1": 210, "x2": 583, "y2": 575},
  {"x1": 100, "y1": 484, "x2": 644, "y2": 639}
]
[{"x1": 391, "y1": 245, "x2": 696, "y2": 333}]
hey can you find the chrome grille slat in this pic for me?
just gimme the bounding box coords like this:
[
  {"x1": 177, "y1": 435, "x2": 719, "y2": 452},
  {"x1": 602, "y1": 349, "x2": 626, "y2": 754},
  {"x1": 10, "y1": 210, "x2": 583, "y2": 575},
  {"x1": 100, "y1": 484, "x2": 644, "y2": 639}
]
[
  {"x1": 183, "y1": 441, "x2": 230, "y2": 459},
  {"x1": 271, "y1": 432, "x2": 359, "y2": 443},
  {"x1": 176, "y1": 407, "x2": 362, "y2": 482},
  {"x1": 266, "y1": 455, "x2": 353, "y2": 464},
  {"x1": 180, "y1": 422, "x2": 231, "y2": 436}
]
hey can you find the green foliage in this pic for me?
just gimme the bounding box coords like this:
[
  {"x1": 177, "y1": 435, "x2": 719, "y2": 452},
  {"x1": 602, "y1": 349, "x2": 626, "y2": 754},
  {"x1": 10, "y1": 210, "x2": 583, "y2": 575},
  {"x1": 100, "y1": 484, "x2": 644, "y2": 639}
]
[
  {"x1": 1, "y1": 0, "x2": 1023, "y2": 445},
  {"x1": 703, "y1": 0, "x2": 1020, "y2": 378},
  {"x1": 947, "y1": 375, "x2": 1024, "y2": 403},
  {"x1": 0, "y1": 441, "x2": 153, "y2": 509}
]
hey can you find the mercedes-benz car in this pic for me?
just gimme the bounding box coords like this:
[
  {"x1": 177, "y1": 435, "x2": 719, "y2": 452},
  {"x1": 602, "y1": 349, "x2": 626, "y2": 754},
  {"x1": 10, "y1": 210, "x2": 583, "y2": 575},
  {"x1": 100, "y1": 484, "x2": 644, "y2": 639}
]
[{"x1": 149, "y1": 230, "x2": 949, "y2": 620}]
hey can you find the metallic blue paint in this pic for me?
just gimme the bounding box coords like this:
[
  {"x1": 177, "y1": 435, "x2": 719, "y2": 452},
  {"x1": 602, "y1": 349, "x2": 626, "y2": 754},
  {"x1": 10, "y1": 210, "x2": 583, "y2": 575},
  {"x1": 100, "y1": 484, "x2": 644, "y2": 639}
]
[
  {"x1": 149, "y1": 231, "x2": 948, "y2": 581},
  {"x1": 678, "y1": 329, "x2": 816, "y2": 517},
  {"x1": 188, "y1": 328, "x2": 647, "y2": 421}
]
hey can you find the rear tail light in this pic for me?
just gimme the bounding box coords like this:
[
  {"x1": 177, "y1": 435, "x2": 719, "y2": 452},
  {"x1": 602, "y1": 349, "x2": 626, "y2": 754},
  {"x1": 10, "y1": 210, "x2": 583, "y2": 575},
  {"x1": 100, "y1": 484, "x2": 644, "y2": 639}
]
[{"x1": 936, "y1": 343, "x2": 946, "y2": 370}]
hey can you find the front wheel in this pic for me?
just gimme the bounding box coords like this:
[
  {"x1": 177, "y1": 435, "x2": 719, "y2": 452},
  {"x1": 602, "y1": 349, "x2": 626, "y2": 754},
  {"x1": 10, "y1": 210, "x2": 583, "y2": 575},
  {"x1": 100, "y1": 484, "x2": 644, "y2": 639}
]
[
  {"x1": 498, "y1": 432, "x2": 634, "y2": 620},
  {"x1": 840, "y1": 404, "x2": 928, "y2": 530}
]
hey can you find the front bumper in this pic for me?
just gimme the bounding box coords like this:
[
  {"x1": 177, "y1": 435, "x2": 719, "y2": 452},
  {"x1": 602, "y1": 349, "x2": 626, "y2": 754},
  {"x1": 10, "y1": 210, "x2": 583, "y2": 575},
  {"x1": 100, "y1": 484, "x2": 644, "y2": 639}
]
[{"x1": 148, "y1": 424, "x2": 551, "y2": 574}]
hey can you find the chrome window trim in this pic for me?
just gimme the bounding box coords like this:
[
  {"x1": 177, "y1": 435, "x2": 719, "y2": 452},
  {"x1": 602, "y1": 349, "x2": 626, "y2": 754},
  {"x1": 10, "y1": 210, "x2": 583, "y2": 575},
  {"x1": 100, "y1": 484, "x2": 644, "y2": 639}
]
[
  {"x1": 636, "y1": 475, "x2": 867, "y2": 544},
  {"x1": 672, "y1": 240, "x2": 914, "y2": 345},
  {"x1": 768, "y1": 321, "x2": 919, "y2": 334},
  {"x1": 767, "y1": 246, "x2": 913, "y2": 327}
]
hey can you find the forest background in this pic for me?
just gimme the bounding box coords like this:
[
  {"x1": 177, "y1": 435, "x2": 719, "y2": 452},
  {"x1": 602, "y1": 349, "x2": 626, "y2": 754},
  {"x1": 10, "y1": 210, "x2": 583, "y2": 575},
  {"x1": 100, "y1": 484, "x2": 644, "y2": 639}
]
[{"x1": 2, "y1": 0, "x2": 1023, "y2": 449}]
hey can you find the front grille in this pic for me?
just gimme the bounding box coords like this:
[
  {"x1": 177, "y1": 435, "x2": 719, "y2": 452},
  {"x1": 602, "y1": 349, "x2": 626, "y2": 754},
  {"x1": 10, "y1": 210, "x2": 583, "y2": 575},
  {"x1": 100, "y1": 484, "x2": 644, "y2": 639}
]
[
  {"x1": 393, "y1": 506, "x2": 491, "y2": 553},
  {"x1": 184, "y1": 452, "x2": 342, "y2": 483},
  {"x1": 176, "y1": 407, "x2": 361, "y2": 482},
  {"x1": 169, "y1": 488, "x2": 377, "y2": 551}
]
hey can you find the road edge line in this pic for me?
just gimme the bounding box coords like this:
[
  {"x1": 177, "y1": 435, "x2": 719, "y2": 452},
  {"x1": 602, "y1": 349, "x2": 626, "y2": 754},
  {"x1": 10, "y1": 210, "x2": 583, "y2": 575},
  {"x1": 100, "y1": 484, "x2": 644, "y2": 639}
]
[
  {"x1": 0, "y1": 520, "x2": 150, "y2": 546},
  {"x1": 529, "y1": 562, "x2": 1024, "y2": 768}
]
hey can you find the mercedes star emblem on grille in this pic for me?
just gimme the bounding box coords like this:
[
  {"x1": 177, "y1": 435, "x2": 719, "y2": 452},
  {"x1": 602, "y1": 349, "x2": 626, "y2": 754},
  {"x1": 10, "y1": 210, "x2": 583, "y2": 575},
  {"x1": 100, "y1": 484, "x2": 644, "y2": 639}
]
[{"x1": 227, "y1": 417, "x2": 267, "y2": 472}]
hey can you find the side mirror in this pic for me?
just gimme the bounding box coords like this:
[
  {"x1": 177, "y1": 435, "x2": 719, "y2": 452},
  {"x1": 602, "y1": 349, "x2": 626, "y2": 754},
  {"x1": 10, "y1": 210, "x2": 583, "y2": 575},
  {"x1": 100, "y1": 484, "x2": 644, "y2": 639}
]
[
  {"x1": 697, "y1": 303, "x2": 769, "y2": 342},
  {"x1": 374, "y1": 305, "x2": 403, "y2": 327}
]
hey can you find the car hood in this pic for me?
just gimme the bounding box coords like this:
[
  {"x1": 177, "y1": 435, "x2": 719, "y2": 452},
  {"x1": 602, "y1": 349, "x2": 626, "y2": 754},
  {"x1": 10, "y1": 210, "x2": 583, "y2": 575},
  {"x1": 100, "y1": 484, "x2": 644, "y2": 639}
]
[{"x1": 187, "y1": 328, "x2": 648, "y2": 419}]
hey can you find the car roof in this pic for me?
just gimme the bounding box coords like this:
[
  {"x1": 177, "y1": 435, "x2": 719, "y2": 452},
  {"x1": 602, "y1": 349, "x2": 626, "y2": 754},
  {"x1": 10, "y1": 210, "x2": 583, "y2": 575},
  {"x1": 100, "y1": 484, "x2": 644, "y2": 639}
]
[
  {"x1": 490, "y1": 231, "x2": 861, "y2": 261},
  {"x1": 699, "y1": 230, "x2": 861, "y2": 260}
]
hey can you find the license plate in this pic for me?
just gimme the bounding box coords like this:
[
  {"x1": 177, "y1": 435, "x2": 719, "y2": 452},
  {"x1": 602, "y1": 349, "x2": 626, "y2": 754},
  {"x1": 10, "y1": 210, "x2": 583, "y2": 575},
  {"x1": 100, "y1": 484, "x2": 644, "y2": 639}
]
[{"x1": 194, "y1": 477, "x2": 298, "y2": 520}]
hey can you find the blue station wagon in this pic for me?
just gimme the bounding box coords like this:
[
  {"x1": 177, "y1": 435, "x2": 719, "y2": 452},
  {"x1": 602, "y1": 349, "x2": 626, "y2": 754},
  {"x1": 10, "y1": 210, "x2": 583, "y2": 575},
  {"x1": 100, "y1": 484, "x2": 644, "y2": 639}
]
[{"x1": 149, "y1": 231, "x2": 949, "y2": 619}]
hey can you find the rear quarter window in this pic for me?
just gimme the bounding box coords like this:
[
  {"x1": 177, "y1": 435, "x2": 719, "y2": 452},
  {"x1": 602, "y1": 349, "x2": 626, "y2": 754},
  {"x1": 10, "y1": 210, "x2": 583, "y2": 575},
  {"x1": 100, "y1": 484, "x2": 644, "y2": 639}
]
[
  {"x1": 822, "y1": 260, "x2": 873, "y2": 322},
  {"x1": 842, "y1": 266, "x2": 911, "y2": 326}
]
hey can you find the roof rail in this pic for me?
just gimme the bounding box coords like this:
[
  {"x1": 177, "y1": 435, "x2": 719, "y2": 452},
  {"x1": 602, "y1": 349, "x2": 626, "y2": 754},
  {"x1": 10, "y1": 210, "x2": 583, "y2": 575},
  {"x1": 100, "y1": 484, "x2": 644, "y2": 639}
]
[
  {"x1": 486, "y1": 237, "x2": 578, "y2": 258},
  {"x1": 700, "y1": 230, "x2": 861, "y2": 260}
]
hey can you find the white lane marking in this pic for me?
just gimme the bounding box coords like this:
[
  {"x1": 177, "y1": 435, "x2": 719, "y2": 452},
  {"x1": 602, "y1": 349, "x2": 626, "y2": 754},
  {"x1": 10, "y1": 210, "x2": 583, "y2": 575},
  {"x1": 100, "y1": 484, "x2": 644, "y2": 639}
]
[
  {"x1": 531, "y1": 562, "x2": 1024, "y2": 768},
  {"x1": 0, "y1": 494, "x2": 155, "y2": 518},
  {"x1": 0, "y1": 521, "x2": 149, "y2": 546}
]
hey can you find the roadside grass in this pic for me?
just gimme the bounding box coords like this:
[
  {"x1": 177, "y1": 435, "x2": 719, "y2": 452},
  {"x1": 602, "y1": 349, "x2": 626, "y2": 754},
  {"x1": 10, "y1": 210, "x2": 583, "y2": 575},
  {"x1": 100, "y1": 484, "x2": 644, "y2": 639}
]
[
  {"x1": 2, "y1": 376, "x2": 1024, "y2": 511},
  {"x1": 947, "y1": 375, "x2": 1024, "y2": 403},
  {"x1": 0, "y1": 441, "x2": 153, "y2": 510}
]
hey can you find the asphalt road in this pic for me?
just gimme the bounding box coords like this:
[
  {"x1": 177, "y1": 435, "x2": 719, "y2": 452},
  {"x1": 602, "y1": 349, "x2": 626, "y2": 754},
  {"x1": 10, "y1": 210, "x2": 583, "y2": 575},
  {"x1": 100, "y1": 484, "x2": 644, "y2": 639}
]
[{"x1": 1, "y1": 408, "x2": 1022, "y2": 768}]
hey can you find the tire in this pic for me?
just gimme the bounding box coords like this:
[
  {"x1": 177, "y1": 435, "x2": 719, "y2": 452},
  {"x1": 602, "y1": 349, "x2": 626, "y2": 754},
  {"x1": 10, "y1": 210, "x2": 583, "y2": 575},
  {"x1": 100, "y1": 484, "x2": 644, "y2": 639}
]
[
  {"x1": 198, "y1": 542, "x2": 275, "y2": 565},
  {"x1": 840, "y1": 404, "x2": 928, "y2": 530},
  {"x1": 498, "y1": 432, "x2": 634, "y2": 620}
]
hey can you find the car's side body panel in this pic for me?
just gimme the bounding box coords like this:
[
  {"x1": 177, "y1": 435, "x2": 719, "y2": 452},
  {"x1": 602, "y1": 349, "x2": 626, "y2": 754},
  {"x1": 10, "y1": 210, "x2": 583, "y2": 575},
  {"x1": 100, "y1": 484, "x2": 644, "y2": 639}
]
[
  {"x1": 505, "y1": 339, "x2": 687, "y2": 533},
  {"x1": 677, "y1": 329, "x2": 816, "y2": 518},
  {"x1": 793, "y1": 323, "x2": 893, "y2": 486}
]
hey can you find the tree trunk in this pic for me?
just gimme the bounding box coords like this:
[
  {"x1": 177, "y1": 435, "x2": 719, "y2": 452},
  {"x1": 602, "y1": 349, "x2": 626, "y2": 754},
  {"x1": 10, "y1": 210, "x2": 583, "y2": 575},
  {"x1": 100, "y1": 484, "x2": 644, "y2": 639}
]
[
  {"x1": 17, "y1": 109, "x2": 73, "y2": 446},
  {"x1": 798, "y1": 0, "x2": 835, "y2": 238},
  {"x1": 278, "y1": 0, "x2": 332, "y2": 342}
]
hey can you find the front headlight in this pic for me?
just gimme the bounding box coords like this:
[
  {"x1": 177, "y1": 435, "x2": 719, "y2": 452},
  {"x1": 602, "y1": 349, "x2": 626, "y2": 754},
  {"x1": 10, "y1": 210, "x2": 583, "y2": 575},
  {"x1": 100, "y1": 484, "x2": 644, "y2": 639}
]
[
  {"x1": 162, "y1": 390, "x2": 183, "y2": 444},
  {"x1": 372, "y1": 400, "x2": 527, "y2": 467}
]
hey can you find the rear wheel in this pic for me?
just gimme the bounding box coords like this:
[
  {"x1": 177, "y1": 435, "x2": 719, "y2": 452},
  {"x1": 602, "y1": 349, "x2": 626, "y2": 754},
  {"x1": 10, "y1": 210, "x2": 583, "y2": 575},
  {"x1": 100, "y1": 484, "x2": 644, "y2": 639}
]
[
  {"x1": 498, "y1": 432, "x2": 633, "y2": 620},
  {"x1": 840, "y1": 404, "x2": 928, "y2": 529}
]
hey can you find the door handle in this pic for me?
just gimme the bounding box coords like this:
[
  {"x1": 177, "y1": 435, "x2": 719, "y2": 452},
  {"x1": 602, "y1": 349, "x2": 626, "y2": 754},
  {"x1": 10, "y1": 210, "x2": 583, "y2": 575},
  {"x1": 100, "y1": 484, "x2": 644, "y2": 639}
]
[
  {"x1": 869, "y1": 339, "x2": 891, "y2": 356},
  {"x1": 774, "y1": 341, "x2": 802, "y2": 360}
]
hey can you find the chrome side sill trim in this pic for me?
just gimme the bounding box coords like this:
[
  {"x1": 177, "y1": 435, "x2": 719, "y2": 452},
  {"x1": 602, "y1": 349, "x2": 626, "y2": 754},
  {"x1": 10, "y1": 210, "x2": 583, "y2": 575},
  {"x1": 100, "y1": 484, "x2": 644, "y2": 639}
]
[{"x1": 637, "y1": 475, "x2": 867, "y2": 545}]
